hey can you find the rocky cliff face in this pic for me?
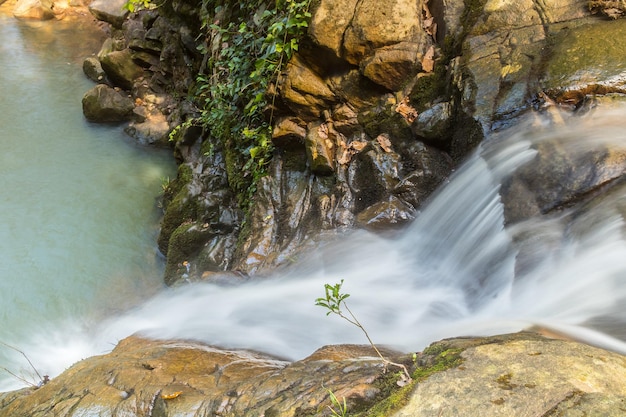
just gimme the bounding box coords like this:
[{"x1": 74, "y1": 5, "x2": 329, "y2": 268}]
[{"x1": 79, "y1": 0, "x2": 626, "y2": 285}]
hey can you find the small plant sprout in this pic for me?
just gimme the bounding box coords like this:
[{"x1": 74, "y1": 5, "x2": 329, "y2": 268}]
[
  {"x1": 324, "y1": 386, "x2": 349, "y2": 417},
  {"x1": 315, "y1": 280, "x2": 412, "y2": 385}
]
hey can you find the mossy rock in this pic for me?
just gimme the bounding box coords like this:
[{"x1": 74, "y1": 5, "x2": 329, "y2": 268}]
[
  {"x1": 358, "y1": 102, "x2": 414, "y2": 144},
  {"x1": 542, "y1": 19, "x2": 626, "y2": 104},
  {"x1": 163, "y1": 221, "x2": 215, "y2": 284}
]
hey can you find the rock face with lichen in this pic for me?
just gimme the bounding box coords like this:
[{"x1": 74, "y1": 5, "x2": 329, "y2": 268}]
[{"x1": 1, "y1": 333, "x2": 626, "y2": 416}]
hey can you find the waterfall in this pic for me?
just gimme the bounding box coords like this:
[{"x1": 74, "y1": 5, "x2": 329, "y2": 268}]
[{"x1": 4, "y1": 109, "x2": 626, "y2": 391}]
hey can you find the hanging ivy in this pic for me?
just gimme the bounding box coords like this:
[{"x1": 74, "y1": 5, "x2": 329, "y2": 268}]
[{"x1": 176, "y1": 0, "x2": 312, "y2": 209}]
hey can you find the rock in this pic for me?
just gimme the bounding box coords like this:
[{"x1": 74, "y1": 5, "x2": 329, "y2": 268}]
[
  {"x1": 13, "y1": 0, "x2": 54, "y2": 20},
  {"x1": 541, "y1": 19, "x2": 626, "y2": 105},
  {"x1": 0, "y1": 336, "x2": 406, "y2": 416},
  {"x1": 501, "y1": 122, "x2": 626, "y2": 224},
  {"x1": 125, "y1": 116, "x2": 170, "y2": 146},
  {"x1": 3, "y1": 333, "x2": 626, "y2": 416},
  {"x1": 82, "y1": 56, "x2": 106, "y2": 83},
  {"x1": 280, "y1": 54, "x2": 336, "y2": 120},
  {"x1": 82, "y1": 84, "x2": 134, "y2": 122},
  {"x1": 305, "y1": 121, "x2": 336, "y2": 175},
  {"x1": 361, "y1": 42, "x2": 423, "y2": 91},
  {"x1": 272, "y1": 116, "x2": 307, "y2": 149},
  {"x1": 393, "y1": 333, "x2": 626, "y2": 417},
  {"x1": 412, "y1": 101, "x2": 452, "y2": 144},
  {"x1": 308, "y1": 0, "x2": 359, "y2": 60},
  {"x1": 342, "y1": 0, "x2": 422, "y2": 65},
  {"x1": 88, "y1": 0, "x2": 128, "y2": 28},
  {"x1": 100, "y1": 48, "x2": 145, "y2": 90},
  {"x1": 355, "y1": 195, "x2": 415, "y2": 231}
]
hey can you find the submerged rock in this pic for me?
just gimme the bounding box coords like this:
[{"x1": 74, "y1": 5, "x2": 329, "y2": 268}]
[{"x1": 13, "y1": 0, "x2": 54, "y2": 19}]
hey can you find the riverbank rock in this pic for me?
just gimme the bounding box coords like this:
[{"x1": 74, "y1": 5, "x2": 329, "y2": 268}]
[
  {"x1": 82, "y1": 84, "x2": 134, "y2": 122},
  {"x1": 88, "y1": 0, "x2": 127, "y2": 28},
  {"x1": 13, "y1": 0, "x2": 54, "y2": 19},
  {"x1": 1, "y1": 332, "x2": 625, "y2": 416}
]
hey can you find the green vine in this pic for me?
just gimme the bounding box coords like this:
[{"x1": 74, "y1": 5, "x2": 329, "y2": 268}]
[{"x1": 186, "y1": 0, "x2": 312, "y2": 210}]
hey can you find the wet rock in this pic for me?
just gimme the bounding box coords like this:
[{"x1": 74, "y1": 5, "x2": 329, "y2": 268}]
[
  {"x1": 82, "y1": 84, "x2": 134, "y2": 122},
  {"x1": 355, "y1": 195, "x2": 415, "y2": 231},
  {"x1": 412, "y1": 101, "x2": 452, "y2": 144},
  {"x1": 542, "y1": 19, "x2": 626, "y2": 106},
  {"x1": 100, "y1": 48, "x2": 145, "y2": 91},
  {"x1": 349, "y1": 139, "x2": 403, "y2": 213},
  {"x1": 88, "y1": 0, "x2": 128, "y2": 28},
  {"x1": 13, "y1": 0, "x2": 54, "y2": 19},
  {"x1": 501, "y1": 122, "x2": 626, "y2": 224},
  {"x1": 393, "y1": 142, "x2": 453, "y2": 208}
]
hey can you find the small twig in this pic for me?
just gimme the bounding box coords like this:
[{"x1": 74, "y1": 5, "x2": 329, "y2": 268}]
[
  {"x1": 0, "y1": 366, "x2": 37, "y2": 387},
  {"x1": 341, "y1": 303, "x2": 412, "y2": 383},
  {"x1": 0, "y1": 341, "x2": 45, "y2": 383}
]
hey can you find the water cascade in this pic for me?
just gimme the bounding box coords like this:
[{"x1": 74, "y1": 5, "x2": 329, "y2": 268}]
[
  {"x1": 4, "y1": 109, "x2": 626, "y2": 391},
  {"x1": 3, "y1": 10, "x2": 626, "y2": 394}
]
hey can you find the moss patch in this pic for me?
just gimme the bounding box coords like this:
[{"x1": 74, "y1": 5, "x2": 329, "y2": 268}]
[
  {"x1": 356, "y1": 345, "x2": 465, "y2": 416},
  {"x1": 542, "y1": 19, "x2": 626, "y2": 103}
]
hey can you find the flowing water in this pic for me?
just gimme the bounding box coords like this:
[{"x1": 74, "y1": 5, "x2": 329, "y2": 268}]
[
  {"x1": 0, "y1": 12, "x2": 175, "y2": 389},
  {"x1": 3, "y1": 10, "x2": 626, "y2": 394}
]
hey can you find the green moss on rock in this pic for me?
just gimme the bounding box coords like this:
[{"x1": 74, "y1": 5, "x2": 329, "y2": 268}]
[{"x1": 356, "y1": 345, "x2": 464, "y2": 417}]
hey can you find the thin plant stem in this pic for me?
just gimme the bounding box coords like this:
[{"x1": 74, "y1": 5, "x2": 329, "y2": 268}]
[{"x1": 0, "y1": 341, "x2": 43, "y2": 382}]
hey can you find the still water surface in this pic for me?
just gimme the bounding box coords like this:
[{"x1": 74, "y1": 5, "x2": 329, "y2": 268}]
[{"x1": 0, "y1": 12, "x2": 175, "y2": 388}]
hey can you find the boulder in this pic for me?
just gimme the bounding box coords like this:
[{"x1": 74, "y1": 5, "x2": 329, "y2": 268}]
[
  {"x1": 88, "y1": 0, "x2": 128, "y2": 28},
  {"x1": 394, "y1": 333, "x2": 626, "y2": 417},
  {"x1": 100, "y1": 48, "x2": 145, "y2": 91},
  {"x1": 501, "y1": 120, "x2": 626, "y2": 224},
  {"x1": 308, "y1": 0, "x2": 359, "y2": 59},
  {"x1": 355, "y1": 195, "x2": 415, "y2": 231},
  {"x1": 361, "y1": 42, "x2": 423, "y2": 91},
  {"x1": 541, "y1": 19, "x2": 626, "y2": 105},
  {"x1": 13, "y1": 0, "x2": 54, "y2": 19},
  {"x1": 82, "y1": 84, "x2": 134, "y2": 122},
  {"x1": 342, "y1": 0, "x2": 422, "y2": 65},
  {"x1": 280, "y1": 55, "x2": 336, "y2": 120}
]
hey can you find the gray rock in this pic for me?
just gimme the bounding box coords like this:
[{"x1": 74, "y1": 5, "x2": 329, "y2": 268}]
[
  {"x1": 82, "y1": 56, "x2": 106, "y2": 83},
  {"x1": 99, "y1": 48, "x2": 145, "y2": 90},
  {"x1": 82, "y1": 84, "x2": 134, "y2": 122},
  {"x1": 88, "y1": 0, "x2": 128, "y2": 28}
]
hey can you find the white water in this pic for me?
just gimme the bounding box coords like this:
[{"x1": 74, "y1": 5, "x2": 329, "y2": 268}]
[{"x1": 3, "y1": 109, "x2": 626, "y2": 390}]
